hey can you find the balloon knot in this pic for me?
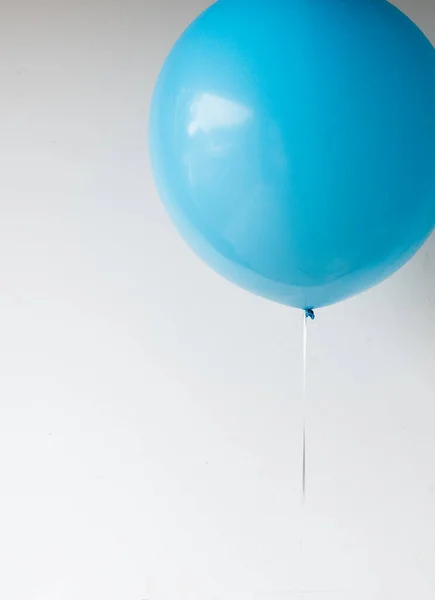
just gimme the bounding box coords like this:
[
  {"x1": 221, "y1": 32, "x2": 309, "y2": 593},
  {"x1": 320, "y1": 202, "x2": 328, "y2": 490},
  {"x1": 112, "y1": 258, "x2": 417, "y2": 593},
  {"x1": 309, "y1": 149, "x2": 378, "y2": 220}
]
[{"x1": 305, "y1": 308, "x2": 315, "y2": 320}]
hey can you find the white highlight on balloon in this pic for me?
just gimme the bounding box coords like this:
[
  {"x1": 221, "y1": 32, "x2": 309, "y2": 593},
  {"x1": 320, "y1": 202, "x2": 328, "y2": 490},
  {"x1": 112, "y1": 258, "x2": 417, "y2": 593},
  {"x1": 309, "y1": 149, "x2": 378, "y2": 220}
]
[{"x1": 188, "y1": 93, "x2": 252, "y2": 136}]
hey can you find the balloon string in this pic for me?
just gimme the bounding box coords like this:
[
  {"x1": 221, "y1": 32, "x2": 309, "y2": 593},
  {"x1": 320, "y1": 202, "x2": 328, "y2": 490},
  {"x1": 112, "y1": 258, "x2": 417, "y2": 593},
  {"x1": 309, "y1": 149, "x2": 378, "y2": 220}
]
[
  {"x1": 302, "y1": 309, "x2": 314, "y2": 501},
  {"x1": 302, "y1": 313, "x2": 307, "y2": 501}
]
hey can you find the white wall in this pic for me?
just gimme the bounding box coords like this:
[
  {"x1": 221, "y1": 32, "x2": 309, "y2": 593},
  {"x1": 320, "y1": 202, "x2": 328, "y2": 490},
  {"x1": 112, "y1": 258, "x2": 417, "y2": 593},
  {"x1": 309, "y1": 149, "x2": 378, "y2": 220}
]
[{"x1": 0, "y1": 0, "x2": 435, "y2": 598}]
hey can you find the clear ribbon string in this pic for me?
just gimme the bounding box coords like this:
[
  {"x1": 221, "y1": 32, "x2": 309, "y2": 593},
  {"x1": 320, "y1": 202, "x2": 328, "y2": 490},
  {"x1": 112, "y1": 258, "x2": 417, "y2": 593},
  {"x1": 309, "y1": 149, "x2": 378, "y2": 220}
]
[{"x1": 302, "y1": 309, "x2": 315, "y2": 500}]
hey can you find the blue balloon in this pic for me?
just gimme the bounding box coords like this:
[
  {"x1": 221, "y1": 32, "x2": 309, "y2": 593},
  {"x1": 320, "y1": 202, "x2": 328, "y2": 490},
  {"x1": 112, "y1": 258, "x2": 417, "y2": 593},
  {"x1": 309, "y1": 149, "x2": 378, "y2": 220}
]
[{"x1": 149, "y1": 0, "x2": 435, "y2": 309}]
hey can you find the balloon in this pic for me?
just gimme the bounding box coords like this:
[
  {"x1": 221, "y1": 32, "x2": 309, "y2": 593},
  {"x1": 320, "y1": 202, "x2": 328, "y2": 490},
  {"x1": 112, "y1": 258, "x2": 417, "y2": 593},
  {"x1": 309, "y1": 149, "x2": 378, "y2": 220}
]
[{"x1": 149, "y1": 0, "x2": 435, "y2": 310}]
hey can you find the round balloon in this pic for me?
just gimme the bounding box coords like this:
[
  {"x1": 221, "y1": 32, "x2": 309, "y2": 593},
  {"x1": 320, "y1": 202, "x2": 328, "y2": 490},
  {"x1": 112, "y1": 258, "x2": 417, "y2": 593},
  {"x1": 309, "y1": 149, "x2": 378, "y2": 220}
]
[{"x1": 149, "y1": 0, "x2": 435, "y2": 309}]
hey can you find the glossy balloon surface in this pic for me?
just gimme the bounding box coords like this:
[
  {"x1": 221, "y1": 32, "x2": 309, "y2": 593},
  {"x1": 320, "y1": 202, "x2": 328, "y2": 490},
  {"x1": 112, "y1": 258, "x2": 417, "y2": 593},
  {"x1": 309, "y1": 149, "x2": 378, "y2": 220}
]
[{"x1": 149, "y1": 0, "x2": 435, "y2": 309}]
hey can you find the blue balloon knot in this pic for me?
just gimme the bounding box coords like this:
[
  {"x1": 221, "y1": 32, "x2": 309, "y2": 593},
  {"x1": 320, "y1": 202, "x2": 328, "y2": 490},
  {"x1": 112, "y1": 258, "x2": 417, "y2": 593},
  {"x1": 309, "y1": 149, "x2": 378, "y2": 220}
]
[{"x1": 305, "y1": 308, "x2": 315, "y2": 320}]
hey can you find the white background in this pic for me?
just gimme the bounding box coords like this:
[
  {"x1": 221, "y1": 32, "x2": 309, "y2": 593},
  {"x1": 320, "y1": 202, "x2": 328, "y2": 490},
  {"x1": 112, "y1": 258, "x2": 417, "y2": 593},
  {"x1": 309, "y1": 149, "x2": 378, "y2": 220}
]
[{"x1": 1, "y1": 0, "x2": 435, "y2": 598}]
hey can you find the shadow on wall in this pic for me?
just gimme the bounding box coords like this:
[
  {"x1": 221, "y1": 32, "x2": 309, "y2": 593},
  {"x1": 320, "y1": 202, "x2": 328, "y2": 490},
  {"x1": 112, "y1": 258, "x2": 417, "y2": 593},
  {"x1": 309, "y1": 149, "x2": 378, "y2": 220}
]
[{"x1": 385, "y1": 230, "x2": 435, "y2": 325}]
